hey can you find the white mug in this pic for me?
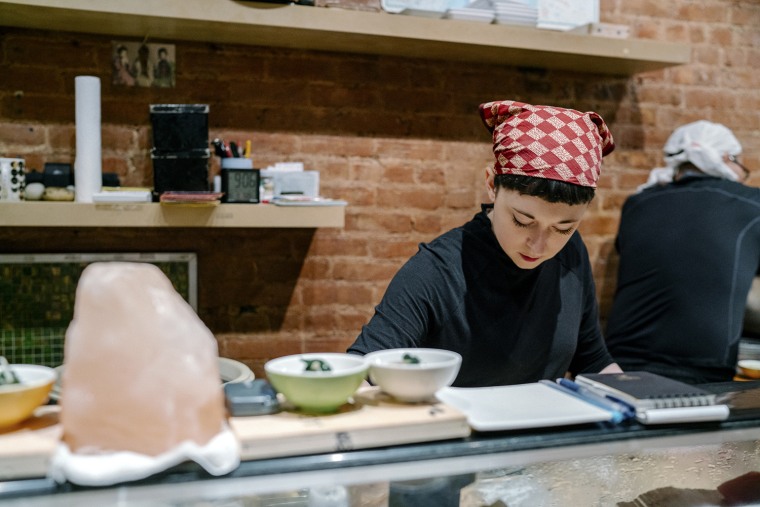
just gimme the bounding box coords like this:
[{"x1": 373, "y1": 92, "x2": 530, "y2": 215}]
[{"x1": 0, "y1": 158, "x2": 25, "y2": 201}]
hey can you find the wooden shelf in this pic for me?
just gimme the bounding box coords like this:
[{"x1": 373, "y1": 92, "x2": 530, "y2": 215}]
[
  {"x1": 0, "y1": 202, "x2": 345, "y2": 228},
  {"x1": 0, "y1": 0, "x2": 690, "y2": 75}
]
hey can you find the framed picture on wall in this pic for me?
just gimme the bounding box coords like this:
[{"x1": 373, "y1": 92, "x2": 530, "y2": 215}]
[{"x1": 111, "y1": 41, "x2": 176, "y2": 88}]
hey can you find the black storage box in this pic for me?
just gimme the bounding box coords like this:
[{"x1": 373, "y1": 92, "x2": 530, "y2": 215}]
[
  {"x1": 150, "y1": 104, "x2": 209, "y2": 152},
  {"x1": 43, "y1": 163, "x2": 73, "y2": 187},
  {"x1": 152, "y1": 149, "x2": 210, "y2": 196}
]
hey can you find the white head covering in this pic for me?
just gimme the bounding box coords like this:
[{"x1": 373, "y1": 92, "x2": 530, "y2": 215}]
[{"x1": 638, "y1": 120, "x2": 742, "y2": 191}]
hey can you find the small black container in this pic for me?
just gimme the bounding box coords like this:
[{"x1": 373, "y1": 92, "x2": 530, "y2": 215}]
[
  {"x1": 150, "y1": 104, "x2": 209, "y2": 152},
  {"x1": 151, "y1": 149, "x2": 209, "y2": 197},
  {"x1": 43, "y1": 162, "x2": 73, "y2": 187}
]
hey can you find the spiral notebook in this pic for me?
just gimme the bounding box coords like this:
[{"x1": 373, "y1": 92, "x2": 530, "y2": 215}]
[{"x1": 575, "y1": 371, "x2": 718, "y2": 411}]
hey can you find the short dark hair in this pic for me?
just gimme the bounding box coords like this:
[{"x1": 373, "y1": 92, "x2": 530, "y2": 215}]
[{"x1": 494, "y1": 174, "x2": 595, "y2": 205}]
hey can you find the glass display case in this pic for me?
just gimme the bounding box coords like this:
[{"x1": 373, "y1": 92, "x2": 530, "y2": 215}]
[{"x1": 2, "y1": 415, "x2": 759, "y2": 507}]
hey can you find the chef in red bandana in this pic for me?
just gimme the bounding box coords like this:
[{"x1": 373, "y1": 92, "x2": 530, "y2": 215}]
[{"x1": 348, "y1": 100, "x2": 622, "y2": 387}]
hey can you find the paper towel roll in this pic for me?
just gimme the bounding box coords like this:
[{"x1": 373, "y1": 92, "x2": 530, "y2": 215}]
[{"x1": 74, "y1": 76, "x2": 102, "y2": 203}]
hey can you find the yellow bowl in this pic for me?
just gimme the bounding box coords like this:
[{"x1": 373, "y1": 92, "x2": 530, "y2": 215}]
[
  {"x1": 0, "y1": 364, "x2": 56, "y2": 429},
  {"x1": 737, "y1": 359, "x2": 760, "y2": 380}
]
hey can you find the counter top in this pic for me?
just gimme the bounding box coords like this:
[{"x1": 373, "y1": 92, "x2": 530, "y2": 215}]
[{"x1": 2, "y1": 380, "x2": 760, "y2": 503}]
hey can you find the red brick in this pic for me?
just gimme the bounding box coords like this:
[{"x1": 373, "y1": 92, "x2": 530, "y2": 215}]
[
  {"x1": 300, "y1": 258, "x2": 332, "y2": 279},
  {"x1": 0, "y1": 122, "x2": 46, "y2": 146},
  {"x1": 370, "y1": 239, "x2": 419, "y2": 259},
  {"x1": 375, "y1": 139, "x2": 444, "y2": 161},
  {"x1": 312, "y1": 235, "x2": 366, "y2": 257},
  {"x1": 47, "y1": 125, "x2": 76, "y2": 150},
  {"x1": 382, "y1": 162, "x2": 416, "y2": 184},
  {"x1": 332, "y1": 259, "x2": 399, "y2": 282},
  {"x1": 577, "y1": 215, "x2": 621, "y2": 237},
  {"x1": 102, "y1": 156, "x2": 129, "y2": 179},
  {"x1": 101, "y1": 125, "x2": 139, "y2": 152},
  {"x1": 1, "y1": 93, "x2": 74, "y2": 122},
  {"x1": 684, "y1": 89, "x2": 736, "y2": 110},
  {"x1": 348, "y1": 212, "x2": 413, "y2": 233},
  {"x1": 445, "y1": 189, "x2": 477, "y2": 209},
  {"x1": 303, "y1": 337, "x2": 351, "y2": 355},
  {"x1": 377, "y1": 188, "x2": 444, "y2": 210},
  {"x1": 412, "y1": 214, "x2": 444, "y2": 235}
]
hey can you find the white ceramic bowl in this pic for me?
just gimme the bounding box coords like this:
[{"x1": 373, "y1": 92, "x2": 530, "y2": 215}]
[
  {"x1": 218, "y1": 357, "x2": 255, "y2": 384},
  {"x1": 365, "y1": 348, "x2": 461, "y2": 402},
  {"x1": 51, "y1": 357, "x2": 254, "y2": 401},
  {"x1": 264, "y1": 353, "x2": 368, "y2": 413}
]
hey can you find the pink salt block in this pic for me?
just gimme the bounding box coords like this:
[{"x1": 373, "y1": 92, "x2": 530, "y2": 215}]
[{"x1": 61, "y1": 262, "x2": 225, "y2": 457}]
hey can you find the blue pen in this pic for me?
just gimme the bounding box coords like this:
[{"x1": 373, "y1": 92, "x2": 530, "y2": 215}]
[
  {"x1": 556, "y1": 378, "x2": 635, "y2": 421},
  {"x1": 540, "y1": 379, "x2": 627, "y2": 423},
  {"x1": 540, "y1": 379, "x2": 632, "y2": 423}
]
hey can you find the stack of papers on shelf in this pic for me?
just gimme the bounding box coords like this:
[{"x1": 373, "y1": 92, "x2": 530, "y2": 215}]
[
  {"x1": 271, "y1": 196, "x2": 347, "y2": 207},
  {"x1": 446, "y1": 6, "x2": 495, "y2": 22},
  {"x1": 537, "y1": 0, "x2": 598, "y2": 31},
  {"x1": 492, "y1": 0, "x2": 538, "y2": 26},
  {"x1": 92, "y1": 189, "x2": 152, "y2": 203},
  {"x1": 401, "y1": 7, "x2": 446, "y2": 17},
  {"x1": 381, "y1": 0, "x2": 452, "y2": 15},
  {"x1": 159, "y1": 191, "x2": 224, "y2": 206}
]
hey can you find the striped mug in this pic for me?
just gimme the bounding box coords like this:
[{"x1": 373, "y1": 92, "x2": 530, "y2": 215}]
[{"x1": 0, "y1": 158, "x2": 25, "y2": 201}]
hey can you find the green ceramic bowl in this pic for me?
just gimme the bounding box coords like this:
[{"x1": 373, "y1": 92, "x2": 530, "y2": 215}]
[{"x1": 264, "y1": 353, "x2": 368, "y2": 413}]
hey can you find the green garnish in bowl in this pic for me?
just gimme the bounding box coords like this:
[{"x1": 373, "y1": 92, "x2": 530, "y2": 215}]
[
  {"x1": 302, "y1": 358, "x2": 332, "y2": 372},
  {"x1": 0, "y1": 356, "x2": 21, "y2": 386},
  {"x1": 402, "y1": 353, "x2": 421, "y2": 364}
]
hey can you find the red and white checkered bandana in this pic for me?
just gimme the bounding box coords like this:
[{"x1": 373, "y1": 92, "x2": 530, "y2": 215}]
[{"x1": 479, "y1": 100, "x2": 615, "y2": 188}]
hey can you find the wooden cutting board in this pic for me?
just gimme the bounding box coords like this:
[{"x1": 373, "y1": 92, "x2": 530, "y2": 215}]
[
  {"x1": 229, "y1": 387, "x2": 471, "y2": 460},
  {"x1": 0, "y1": 405, "x2": 61, "y2": 480},
  {"x1": 0, "y1": 388, "x2": 471, "y2": 478}
]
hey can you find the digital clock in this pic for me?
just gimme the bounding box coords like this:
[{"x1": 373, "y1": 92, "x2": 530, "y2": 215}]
[{"x1": 221, "y1": 168, "x2": 260, "y2": 203}]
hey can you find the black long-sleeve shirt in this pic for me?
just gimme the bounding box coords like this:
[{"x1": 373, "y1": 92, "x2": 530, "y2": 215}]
[
  {"x1": 348, "y1": 205, "x2": 613, "y2": 387},
  {"x1": 605, "y1": 175, "x2": 760, "y2": 383}
]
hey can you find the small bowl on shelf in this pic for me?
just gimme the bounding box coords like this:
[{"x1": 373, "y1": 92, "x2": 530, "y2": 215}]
[
  {"x1": 365, "y1": 348, "x2": 461, "y2": 402},
  {"x1": 737, "y1": 359, "x2": 760, "y2": 380},
  {"x1": 50, "y1": 357, "x2": 254, "y2": 402},
  {"x1": 0, "y1": 363, "x2": 57, "y2": 429},
  {"x1": 264, "y1": 353, "x2": 368, "y2": 413}
]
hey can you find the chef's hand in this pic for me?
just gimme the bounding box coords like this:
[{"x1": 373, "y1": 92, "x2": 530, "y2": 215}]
[{"x1": 600, "y1": 362, "x2": 623, "y2": 374}]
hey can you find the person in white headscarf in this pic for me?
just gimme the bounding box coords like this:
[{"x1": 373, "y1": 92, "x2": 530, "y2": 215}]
[
  {"x1": 638, "y1": 120, "x2": 748, "y2": 191},
  {"x1": 605, "y1": 120, "x2": 759, "y2": 384}
]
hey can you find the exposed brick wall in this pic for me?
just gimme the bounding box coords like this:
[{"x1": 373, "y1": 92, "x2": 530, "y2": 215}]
[{"x1": 1, "y1": 0, "x2": 758, "y2": 378}]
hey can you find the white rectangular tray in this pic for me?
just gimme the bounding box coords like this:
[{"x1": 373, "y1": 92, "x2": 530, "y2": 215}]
[{"x1": 436, "y1": 383, "x2": 615, "y2": 432}]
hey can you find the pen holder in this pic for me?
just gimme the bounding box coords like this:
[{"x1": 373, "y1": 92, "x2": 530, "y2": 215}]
[{"x1": 221, "y1": 158, "x2": 253, "y2": 170}]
